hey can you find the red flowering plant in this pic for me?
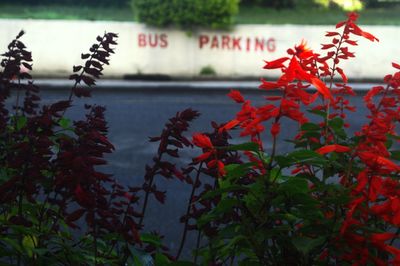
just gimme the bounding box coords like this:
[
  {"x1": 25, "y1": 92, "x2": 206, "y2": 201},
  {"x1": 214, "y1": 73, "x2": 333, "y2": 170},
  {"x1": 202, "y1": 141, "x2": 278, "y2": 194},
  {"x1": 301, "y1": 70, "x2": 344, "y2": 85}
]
[
  {"x1": 179, "y1": 12, "x2": 400, "y2": 265},
  {"x1": 0, "y1": 31, "x2": 181, "y2": 265}
]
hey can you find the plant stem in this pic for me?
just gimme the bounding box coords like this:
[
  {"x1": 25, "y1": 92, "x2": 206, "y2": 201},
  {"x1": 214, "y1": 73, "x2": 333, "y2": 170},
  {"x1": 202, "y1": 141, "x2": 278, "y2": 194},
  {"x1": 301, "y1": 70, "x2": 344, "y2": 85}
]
[
  {"x1": 194, "y1": 230, "x2": 201, "y2": 264},
  {"x1": 324, "y1": 26, "x2": 347, "y2": 143},
  {"x1": 14, "y1": 76, "x2": 21, "y2": 116},
  {"x1": 176, "y1": 162, "x2": 203, "y2": 260},
  {"x1": 138, "y1": 167, "x2": 156, "y2": 228},
  {"x1": 138, "y1": 137, "x2": 168, "y2": 228}
]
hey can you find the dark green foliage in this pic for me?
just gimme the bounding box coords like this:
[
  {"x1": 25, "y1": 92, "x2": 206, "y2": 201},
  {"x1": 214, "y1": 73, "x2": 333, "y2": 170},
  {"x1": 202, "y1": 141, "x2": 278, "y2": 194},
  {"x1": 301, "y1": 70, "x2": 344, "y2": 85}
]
[
  {"x1": 0, "y1": 0, "x2": 129, "y2": 7},
  {"x1": 240, "y1": 0, "x2": 296, "y2": 8},
  {"x1": 364, "y1": 0, "x2": 400, "y2": 8},
  {"x1": 240, "y1": 0, "x2": 320, "y2": 9},
  {"x1": 131, "y1": 0, "x2": 239, "y2": 29}
]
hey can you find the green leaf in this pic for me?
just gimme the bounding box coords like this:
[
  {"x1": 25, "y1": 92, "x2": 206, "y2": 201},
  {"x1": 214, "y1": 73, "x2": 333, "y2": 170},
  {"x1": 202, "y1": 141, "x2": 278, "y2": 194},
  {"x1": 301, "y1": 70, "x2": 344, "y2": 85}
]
[
  {"x1": 0, "y1": 168, "x2": 10, "y2": 183},
  {"x1": 224, "y1": 163, "x2": 254, "y2": 181},
  {"x1": 301, "y1": 122, "x2": 320, "y2": 131},
  {"x1": 391, "y1": 150, "x2": 400, "y2": 161},
  {"x1": 197, "y1": 213, "x2": 219, "y2": 228},
  {"x1": 328, "y1": 117, "x2": 344, "y2": 130},
  {"x1": 198, "y1": 198, "x2": 240, "y2": 227},
  {"x1": 169, "y1": 261, "x2": 196, "y2": 266},
  {"x1": 58, "y1": 117, "x2": 71, "y2": 129},
  {"x1": 22, "y1": 235, "x2": 38, "y2": 258},
  {"x1": 127, "y1": 245, "x2": 153, "y2": 266},
  {"x1": 292, "y1": 236, "x2": 325, "y2": 255},
  {"x1": 278, "y1": 177, "x2": 309, "y2": 195},
  {"x1": 128, "y1": 246, "x2": 143, "y2": 266},
  {"x1": 155, "y1": 253, "x2": 170, "y2": 265},
  {"x1": 201, "y1": 185, "x2": 246, "y2": 200},
  {"x1": 223, "y1": 142, "x2": 259, "y2": 152},
  {"x1": 244, "y1": 177, "x2": 266, "y2": 211},
  {"x1": 308, "y1": 109, "x2": 327, "y2": 118},
  {"x1": 274, "y1": 155, "x2": 292, "y2": 167},
  {"x1": 286, "y1": 150, "x2": 326, "y2": 166},
  {"x1": 284, "y1": 213, "x2": 299, "y2": 222},
  {"x1": 140, "y1": 233, "x2": 162, "y2": 248},
  {"x1": 1, "y1": 237, "x2": 23, "y2": 254},
  {"x1": 268, "y1": 168, "x2": 281, "y2": 182},
  {"x1": 386, "y1": 138, "x2": 393, "y2": 149},
  {"x1": 16, "y1": 116, "x2": 27, "y2": 130},
  {"x1": 275, "y1": 149, "x2": 326, "y2": 167},
  {"x1": 213, "y1": 198, "x2": 240, "y2": 215},
  {"x1": 219, "y1": 235, "x2": 247, "y2": 258},
  {"x1": 388, "y1": 133, "x2": 400, "y2": 140}
]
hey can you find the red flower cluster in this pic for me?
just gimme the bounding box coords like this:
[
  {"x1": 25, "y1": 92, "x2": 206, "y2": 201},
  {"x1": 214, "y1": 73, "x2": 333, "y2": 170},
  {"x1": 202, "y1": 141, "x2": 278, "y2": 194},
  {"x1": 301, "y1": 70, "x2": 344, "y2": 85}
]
[
  {"x1": 192, "y1": 133, "x2": 225, "y2": 176},
  {"x1": 194, "y1": 12, "x2": 400, "y2": 265},
  {"x1": 338, "y1": 62, "x2": 400, "y2": 264}
]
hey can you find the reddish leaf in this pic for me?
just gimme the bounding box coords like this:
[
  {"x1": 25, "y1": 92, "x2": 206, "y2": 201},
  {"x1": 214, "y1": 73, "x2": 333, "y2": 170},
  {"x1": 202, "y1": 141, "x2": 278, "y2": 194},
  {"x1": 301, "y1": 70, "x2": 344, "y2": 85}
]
[
  {"x1": 336, "y1": 21, "x2": 346, "y2": 29},
  {"x1": 73, "y1": 65, "x2": 82, "y2": 72},
  {"x1": 81, "y1": 75, "x2": 95, "y2": 86},
  {"x1": 325, "y1": 31, "x2": 340, "y2": 37},
  {"x1": 81, "y1": 53, "x2": 90, "y2": 59},
  {"x1": 153, "y1": 190, "x2": 166, "y2": 204},
  {"x1": 345, "y1": 39, "x2": 358, "y2": 46},
  {"x1": 392, "y1": 62, "x2": 400, "y2": 70},
  {"x1": 67, "y1": 208, "x2": 86, "y2": 223},
  {"x1": 336, "y1": 67, "x2": 348, "y2": 83},
  {"x1": 321, "y1": 44, "x2": 335, "y2": 50}
]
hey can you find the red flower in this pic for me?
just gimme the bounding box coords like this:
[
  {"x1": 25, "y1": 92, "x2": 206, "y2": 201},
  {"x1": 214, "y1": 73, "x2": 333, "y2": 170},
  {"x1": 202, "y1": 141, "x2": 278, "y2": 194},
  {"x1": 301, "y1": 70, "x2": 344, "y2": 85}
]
[
  {"x1": 219, "y1": 119, "x2": 240, "y2": 133},
  {"x1": 358, "y1": 152, "x2": 400, "y2": 172},
  {"x1": 227, "y1": 89, "x2": 245, "y2": 103},
  {"x1": 208, "y1": 159, "x2": 226, "y2": 176},
  {"x1": 316, "y1": 144, "x2": 351, "y2": 155},
  {"x1": 347, "y1": 12, "x2": 359, "y2": 22},
  {"x1": 192, "y1": 133, "x2": 213, "y2": 149},
  {"x1": 270, "y1": 122, "x2": 280, "y2": 137},
  {"x1": 192, "y1": 133, "x2": 227, "y2": 177},
  {"x1": 350, "y1": 23, "x2": 379, "y2": 42},
  {"x1": 295, "y1": 40, "x2": 314, "y2": 59},
  {"x1": 263, "y1": 57, "x2": 289, "y2": 69},
  {"x1": 194, "y1": 151, "x2": 212, "y2": 162},
  {"x1": 370, "y1": 232, "x2": 395, "y2": 243},
  {"x1": 311, "y1": 77, "x2": 333, "y2": 101},
  {"x1": 259, "y1": 79, "x2": 281, "y2": 90}
]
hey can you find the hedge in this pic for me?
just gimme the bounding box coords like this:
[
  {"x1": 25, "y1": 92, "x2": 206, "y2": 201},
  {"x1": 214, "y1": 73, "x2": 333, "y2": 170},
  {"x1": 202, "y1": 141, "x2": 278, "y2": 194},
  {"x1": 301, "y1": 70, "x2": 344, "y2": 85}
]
[{"x1": 131, "y1": 0, "x2": 240, "y2": 29}]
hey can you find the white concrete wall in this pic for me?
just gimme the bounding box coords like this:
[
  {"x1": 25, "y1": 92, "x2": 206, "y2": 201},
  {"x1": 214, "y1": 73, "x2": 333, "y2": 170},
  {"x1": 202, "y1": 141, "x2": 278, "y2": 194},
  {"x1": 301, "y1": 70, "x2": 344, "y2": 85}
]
[{"x1": 0, "y1": 19, "x2": 398, "y2": 80}]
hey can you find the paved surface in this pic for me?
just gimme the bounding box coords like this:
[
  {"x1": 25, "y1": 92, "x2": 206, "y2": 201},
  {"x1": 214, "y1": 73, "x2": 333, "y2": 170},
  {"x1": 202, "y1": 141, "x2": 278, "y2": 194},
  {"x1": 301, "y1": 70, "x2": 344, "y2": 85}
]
[
  {"x1": 35, "y1": 79, "x2": 381, "y2": 91},
  {"x1": 10, "y1": 80, "x2": 379, "y2": 258}
]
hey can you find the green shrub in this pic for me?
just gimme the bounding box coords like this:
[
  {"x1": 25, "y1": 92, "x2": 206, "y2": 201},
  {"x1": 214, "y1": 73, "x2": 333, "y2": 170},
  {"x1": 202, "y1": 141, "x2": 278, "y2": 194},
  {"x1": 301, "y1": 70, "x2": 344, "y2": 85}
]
[
  {"x1": 240, "y1": 0, "x2": 298, "y2": 9},
  {"x1": 131, "y1": 0, "x2": 239, "y2": 29},
  {"x1": 200, "y1": 65, "x2": 217, "y2": 76}
]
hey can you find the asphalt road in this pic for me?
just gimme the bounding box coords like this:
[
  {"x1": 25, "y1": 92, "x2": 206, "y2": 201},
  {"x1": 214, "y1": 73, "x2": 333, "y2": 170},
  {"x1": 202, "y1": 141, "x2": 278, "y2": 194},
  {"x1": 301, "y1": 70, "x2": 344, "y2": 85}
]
[{"x1": 11, "y1": 80, "x2": 380, "y2": 258}]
